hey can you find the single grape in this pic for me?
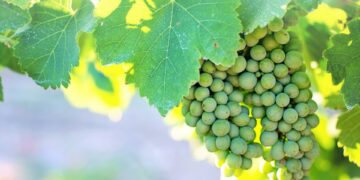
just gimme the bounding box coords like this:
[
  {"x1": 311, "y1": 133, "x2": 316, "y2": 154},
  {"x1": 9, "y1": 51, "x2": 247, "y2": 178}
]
[
  {"x1": 214, "y1": 91, "x2": 228, "y2": 105},
  {"x1": 272, "y1": 82, "x2": 284, "y2": 94},
  {"x1": 278, "y1": 121, "x2": 292, "y2": 133},
  {"x1": 285, "y1": 158, "x2": 302, "y2": 173},
  {"x1": 284, "y1": 141, "x2": 300, "y2": 157},
  {"x1": 229, "y1": 56, "x2": 247, "y2": 73},
  {"x1": 295, "y1": 103, "x2": 310, "y2": 117},
  {"x1": 252, "y1": 94, "x2": 263, "y2": 107},
  {"x1": 286, "y1": 129, "x2": 301, "y2": 141},
  {"x1": 260, "y1": 58, "x2": 275, "y2": 73},
  {"x1": 293, "y1": 118, "x2": 307, "y2": 131},
  {"x1": 248, "y1": 118, "x2": 257, "y2": 128},
  {"x1": 261, "y1": 91, "x2": 276, "y2": 106},
  {"x1": 261, "y1": 73, "x2": 276, "y2": 89},
  {"x1": 294, "y1": 151, "x2": 305, "y2": 159},
  {"x1": 241, "y1": 157, "x2": 253, "y2": 170},
  {"x1": 228, "y1": 101, "x2": 242, "y2": 117},
  {"x1": 213, "y1": 71, "x2": 227, "y2": 80},
  {"x1": 226, "y1": 75, "x2": 240, "y2": 87},
  {"x1": 252, "y1": 106, "x2": 265, "y2": 119},
  {"x1": 205, "y1": 135, "x2": 218, "y2": 152},
  {"x1": 306, "y1": 114, "x2": 319, "y2": 128},
  {"x1": 196, "y1": 120, "x2": 210, "y2": 135},
  {"x1": 268, "y1": 18, "x2": 284, "y2": 32},
  {"x1": 271, "y1": 49, "x2": 286, "y2": 63},
  {"x1": 201, "y1": 112, "x2": 216, "y2": 125},
  {"x1": 260, "y1": 131, "x2": 279, "y2": 146},
  {"x1": 195, "y1": 87, "x2": 210, "y2": 101},
  {"x1": 285, "y1": 51, "x2": 303, "y2": 70},
  {"x1": 215, "y1": 105, "x2": 231, "y2": 119},
  {"x1": 232, "y1": 113, "x2": 250, "y2": 126},
  {"x1": 202, "y1": 61, "x2": 216, "y2": 74},
  {"x1": 185, "y1": 86, "x2": 195, "y2": 100},
  {"x1": 274, "y1": 30, "x2": 290, "y2": 44},
  {"x1": 283, "y1": 108, "x2": 299, "y2": 124},
  {"x1": 307, "y1": 100, "x2": 318, "y2": 114},
  {"x1": 199, "y1": 73, "x2": 213, "y2": 87},
  {"x1": 246, "y1": 59, "x2": 259, "y2": 72},
  {"x1": 229, "y1": 123, "x2": 240, "y2": 138},
  {"x1": 229, "y1": 90, "x2": 244, "y2": 102},
  {"x1": 255, "y1": 82, "x2": 266, "y2": 94},
  {"x1": 190, "y1": 100, "x2": 203, "y2": 117},
  {"x1": 245, "y1": 34, "x2": 259, "y2": 47},
  {"x1": 216, "y1": 135, "x2": 231, "y2": 150},
  {"x1": 239, "y1": 126, "x2": 256, "y2": 142},
  {"x1": 250, "y1": 45, "x2": 267, "y2": 61},
  {"x1": 210, "y1": 78, "x2": 224, "y2": 92},
  {"x1": 294, "y1": 89, "x2": 312, "y2": 103},
  {"x1": 185, "y1": 112, "x2": 199, "y2": 127},
  {"x1": 212, "y1": 120, "x2": 230, "y2": 136},
  {"x1": 284, "y1": 83, "x2": 300, "y2": 98},
  {"x1": 271, "y1": 141, "x2": 285, "y2": 160},
  {"x1": 223, "y1": 82, "x2": 234, "y2": 95},
  {"x1": 261, "y1": 117, "x2": 278, "y2": 131},
  {"x1": 305, "y1": 141, "x2": 320, "y2": 159},
  {"x1": 242, "y1": 106, "x2": 250, "y2": 115},
  {"x1": 266, "y1": 104, "x2": 284, "y2": 122},
  {"x1": 239, "y1": 72, "x2": 257, "y2": 90},
  {"x1": 253, "y1": 27, "x2": 268, "y2": 39},
  {"x1": 278, "y1": 75, "x2": 291, "y2": 85},
  {"x1": 202, "y1": 97, "x2": 217, "y2": 112},
  {"x1": 291, "y1": 71, "x2": 310, "y2": 89},
  {"x1": 263, "y1": 35, "x2": 280, "y2": 51},
  {"x1": 274, "y1": 64, "x2": 289, "y2": 78},
  {"x1": 244, "y1": 143, "x2": 263, "y2": 158},
  {"x1": 230, "y1": 137, "x2": 248, "y2": 155},
  {"x1": 298, "y1": 136, "x2": 314, "y2": 152},
  {"x1": 301, "y1": 125, "x2": 312, "y2": 136},
  {"x1": 276, "y1": 93, "x2": 290, "y2": 107},
  {"x1": 225, "y1": 153, "x2": 242, "y2": 168},
  {"x1": 301, "y1": 158, "x2": 313, "y2": 170}
]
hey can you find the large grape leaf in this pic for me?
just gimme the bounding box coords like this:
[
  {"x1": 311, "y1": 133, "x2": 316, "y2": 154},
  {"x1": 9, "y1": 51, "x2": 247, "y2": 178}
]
[
  {"x1": 237, "y1": 0, "x2": 290, "y2": 33},
  {"x1": 0, "y1": 0, "x2": 30, "y2": 32},
  {"x1": 324, "y1": 18, "x2": 360, "y2": 107},
  {"x1": 14, "y1": 0, "x2": 95, "y2": 88},
  {"x1": 0, "y1": 43, "x2": 23, "y2": 73},
  {"x1": 94, "y1": 0, "x2": 242, "y2": 115},
  {"x1": 337, "y1": 105, "x2": 360, "y2": 148}
]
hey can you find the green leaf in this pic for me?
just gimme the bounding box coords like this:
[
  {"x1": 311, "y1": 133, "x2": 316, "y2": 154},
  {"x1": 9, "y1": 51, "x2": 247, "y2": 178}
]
[
  {"x1": 237, "y1": 0, "x2": 290, "y2": 33},
  {"x1": 293, "y1": 0, "x2": 320, "y2": 12},
  {"x1": 0, "y1": 43, "x2": 23, "y2": 73},
  {"x1": 14, "y1": 0, "x2": 95, "y2": 88},
  {"x1": 304, "y1": 22, "x2": 331, "y2": 62},
  {"x1": 324, "y1": 93, "x2": 346, "y2": 110},
  {"x1": 88, "y1": 62, "x2": 114, "y2": 93},
  {"x1": 0, "y1": 0, "x2": 31, "y2": 32},
  {"x1": 323, "y1": 0, "x2": 360, "y2": 19},
  {"x1": 0, "y1": 76, "x2": 3, "y2": 101},
  {"x1": 343, "y1": 145, "x2": 360, "y2": 167},
  {"x1": 4, "y1": 0, "x2": 32, "y2": 9},
  {"x1": 94, "y1": 0, "x2": 242, "y2": 115},
  {"x1": 337, "y1": 105, "x2": 360, "y2": 148},
  {"x1": 324, "y1": 18, "x2": 360, "y2": 107}
]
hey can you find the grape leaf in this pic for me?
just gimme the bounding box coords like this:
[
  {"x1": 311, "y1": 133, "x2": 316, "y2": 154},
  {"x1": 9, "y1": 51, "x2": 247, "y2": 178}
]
[
  {"x1": 304, "y1": 22, "x2": 331, "y2": 62},
  {"x1": 293, "y1": 0, "x2": 320, "y2": 12},
  {"x1": 88, "y1": 62, "x2": 114, "y2": 93},
  {"x1": 0, "y1": 0, "x2": 31, "y2": 32},
  {"x1": 324, "y1": 93, "x2": 346, "y2": 110},
  {"x1": 94, "y1": 0, "x2": 242, "y2": 115},
  {"x1": 14, "y1": 0, "x2": 95, "y2": 88},
  {"x1": 4, "y1": 0, "x2": 31, "y2": 9},
  {"x1": 337, "y1": 105, "x2": 360, "y2": 148},
  {"x1": 237, "y1": 0, "x2": 290, "y2": 33},
  {"x1": 343, "y1": 145, "x2": 360, "y2": 167},
  {"x1": 0, "y1": 43, "x2": 23, "y2": 73},
  {"x1": 324, "y1": 18, "x2": 360, "y2": 107},
  {"x1": 0, "y1": 76, "x2": 3, "y2": 101}
]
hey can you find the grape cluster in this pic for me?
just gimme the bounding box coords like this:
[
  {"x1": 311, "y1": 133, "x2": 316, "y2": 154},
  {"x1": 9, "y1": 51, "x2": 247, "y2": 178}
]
[{"x1": 181, "y1": 17, "x2": 319, "y2": 179}]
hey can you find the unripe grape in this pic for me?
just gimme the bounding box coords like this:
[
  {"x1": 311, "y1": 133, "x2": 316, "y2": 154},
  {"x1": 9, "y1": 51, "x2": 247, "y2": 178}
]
[
  {"x1": 226, "y1": 153, "x2": 242, "y2": 168},
  {"x1": 266, "y1": 104, "x2": 284, "y2": 122},
  {"x1": 301, "y1": 158, "x2": 313, "y2": 170},
  {"x1": 307, "y1": 100, "x2": 318, "y2": 114},
  {"x1": 223, "y1": 82, "x2": 234, "y2": 95},
  {"x1": 286, "y1": 130, "x2": 301, "y2": 141},
  {"x1": 259, "y1": 58, "x2": 275, "y2": 73},
  {"x1": 278, "y1": 121, "x2": 292, "y2": 133},
  {"x1": 301, "y1": 125, "x2": 312, "y2": 136},
  {"x1": 228, "y1": 101, "x2": 242, "y2": 117},
  {"x1": 230, "y1": 56, "x2": 247, "y2": 73},
  {"x1": 260, "y1": 131, "x2": 278, "y2": 146},
  {"x1": 274, "y1": 64, "x2": 289, "y2": 78},
  {"x1": 276, "y1": 93, "x2": 290, "y2": 107},
  {"x1": 283, "y1": 108, "x2": 299, "y2": 124},
  {"x1": 185, "y1": 112, "x2": 199, "y2": 127},
  {"x1": 199, "y1": 73, "x2": 213, "y2": 87},
  {"x1": 195, "y1": 87, "x2": 210, "y2": 101},
  {"x1": 239, "y1": 126, "x2": 256, "y2": 142},
  {"x1": 285, "y1": 51, "x2": 303, "y2": 70},
  {"x1": 190, "y1": 100, "x2": 203, "y2": 117},
  {"x1": 202, "y1": 97, "x2": 217, "y2": 112},
  {"x1": 251, "y1": 94, "x2": 263, "y2": 106},
  {"x1": 261, "y1": 117, "x2": 278, "y2": 131},
  {"x1": 216, "y1": 64, "x2": 229, "y2": 71},
  {"x1": 244, "y1": 143, "x2": 263, "y2": 158},
  {"x1": 274, "y1": 30, "x2": 290, "y2": 44},
  {"x1": 239, "y1": 72, "x2": 257, "y2": 90},
  {"x1": 253, "y1": 27, "x2": 268, "y2": 39},
  {"x1": 214, "y1": 91, "x2": 228, "y2": 105},
  {"x1": 285, "y1": 158, "x2": 302, "y2": 173},
  {"x1": 248, "y1": 118, "x2": 257, "y2": 128},
  {"x1": 294, "y1": 151, "x2": 304, "y2": 159},
  {"x1": 242, "y1": 106, "x2": 249, "y2": 115},
  {"x1": 185, "y1": 86, "x2": 195, "y2": 100},
  {"x1": 226, "y1": 75, "x2": 240, "y2": 87},
  {"x1": 284, "y1": 141, "x2": 300, "y2": 157},
  {"x1": 213, "y1": 70, "x2": 227, "y2": 80},
  {"x1": 245, "y1": 34, "x2": 259, "y2": 47},
  {"x1": 239, "y1": 38, "x2": 246, "y2": 51},
  {"x1": 215, "y1": 105, "x2": 230, "y2": 119},
  {"x1": 212, "y1": 120, "x2": 230, "y2": 136},
  {"x1": 298, "y1": 136, "x2": 314, "y2": 152},
  {"x1": 261, "y1": 91, "x2": 276, "y2": 106},
  {"x1": 229, "y1": 90, "x2": 243, "y2": 102},
  {"x1": 205, "y1": 135, "x2": 218, "y2": 152},
  {"x1": 305, "y1": 141, "x2": 320, "y2": 159},
  {"x1": 255, "y1": 82, "x2": 266, "y2": 94},
  {"x1": 295, "y1": 103, "x2": 310, "y2": 117},
  {"x1": 232, "y1": 113, "x2": 250, "y2": 126},
  {"x1": 261, "y1": 73, "x2": 276, "y2": 89},
  {"x1": 252, "y1": 106, "x2": 265, "y2": 119},
  {"x1": 241, "y1": 157, "x2": 252, "y2": 170},
  {"x1": 276, "y1": 168, "x2": 293, "y2": 180},
  {"x1": 230, "y1": 137, "x2": 248, "y2": 155},
  {"x1": 284, "y1": 83, "x2": 300, "y2": 98},
  {"x1": 181, "y1": 98, "x2": 191, "y2": 115},
  {"x1": 201, "y1": 112, "x2": 216, "y2": 125},
  {"x1": 246, "y1": 59, "x2": 259, "y2": 72},
  {"x1": 272, "y1": 82, "x2": 284, "y2": 94},
  {"x1": 250, "y1": 45, "x2": 267, "y2": 61},
  {"x1": 306, "y1": 114, "x2": 319, "y2": 128},
  {"x1": 229, "y1": 123, "x2": 240, "y2": 138},
  {"x1": 291, "y1": 72, "x2": 310, "y2": 89},
  {"x1": 262, "y1": 35, "x2": 280, "y2": 51},
  {"x1": 268, "y1": 18, "x2": 284, "y2": 32},
  {"x1": 210, "y1": 78, "x2": 224, "y2": 92},
  {"x1": 202, "y1": 61, "x2": 216, "y2": 74},
  {"x1": 271, "y1": 49, "x2": 286, "y2": 63},
  {"x1": 216, "y1": 135, "x2": 231, "y2": 150},
  {"x1": 270, "y1": 141, "x2": 285, "y2": 160},
  {"x1": 294, "y1": 89, "x2": 312, "y2": 103},
  {"x1": 196, "y1": 120, "x2": 210, "y2": 135},
  {"x1": 278, "y1": 75, "x2": 291, "y2": 85},
  {"x1": 293, "y1": 118, "x2": 307, "y2": 131}
]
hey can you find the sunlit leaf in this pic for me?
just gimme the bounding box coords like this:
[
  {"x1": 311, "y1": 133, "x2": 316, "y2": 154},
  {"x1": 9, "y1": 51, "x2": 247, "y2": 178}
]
[
  {"x1": 343, "y1": 144, "x2": 360, "y2": 167},
  {"x1": 337, "y1": 105, "x2": 360, "y2": 148}
]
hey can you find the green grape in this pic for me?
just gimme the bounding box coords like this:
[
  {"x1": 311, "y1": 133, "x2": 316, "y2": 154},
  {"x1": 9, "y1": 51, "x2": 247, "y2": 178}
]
[
  {"x1": 255, "y1": 83, "x2": 266, "y2": 94},
  {"x1": 201, "y1": 112, "x2": 216, "y2": 125},
  {"x1": 306, "y1": 114, "x2": 319, "y2": 128},
  {"x1": 230, "y1": 56, "x2": 247, "y2": 73},
  {"x1": 285, "y1": 158, "x2": 302, "y2": 173},
  {"x1": 196, "y1": 120, "x2": 210, "y2": 135},
  {"x1": 241, "y1": 157, "x2": 253, "y2": 170},
  {"x1": 242, "y1": 106, "x2": 249, "y2": 115},
  {"x1": 261, "y1": 117, "x2": 278, "y2": 131},
  {"x1": 284, "y1": 51, "x2": 303, "y2": 70},
  {"x1": 246, "y1": 59, "x2": 259, "y2": 72},
  {"x1": 212, "y1": 120, "x2": 230, "y2": 136},
  {"x1": 272, "y1": 82, "x2": 284, "y2": 94},
  {"x1": 301, "y1": 158, "x2": 313, "y2": 170},
  {"x1": 229, "y1": 123, "x2": 240, "y2": 138},
  {"x1": 305, "y1": 141, "x2": 319, "y2": 159},
  {"x1": 226, "y1": 153, "x2": 242, "y2": 168},
  {"x1": 194, "y1": 87, "x2": 210, "y2": 101},
  {"x1": 295, "y1": 103, "x2": 309, "y2": 117},
  {"x1": 185, "y1": 112, "x2": 199, "y2": 127},
  {"x1": 228, "y1": 101, "x2": 242, "y2": 117},
  {"x1": 252, "y1": 94, "x2": 263, "y2": 106},
  {"x1": 276, "y1": 93, "x2": 290, "y2": 107},
  {"x1": 268, "y1": 18, "x2": 284, "y2": 32},
  {"x1": 202, "y1": 61, "x2": 216, "y2": 74},
  {"x1": 199, "y1": 73, "x2": 213, "y2": 87},
  {"x1": 202, "y1": 97, "x2": 217, "y2": 112},
  {"x1": 230, "y1": 137, "x2": 248, "y2": 155},
  {"x1": 283, "y1": 108, "x2": 299, "y2": 124},
  {"x1": 260, "y1": 131, "x2": 278, "y2": 146},
  {"x1": 239, "y1": 72, "x2": 257, "y2": 90},
  {"x1": 232, "y1": 113, "x2": 250, "y2": 126},
  {"x1": 298, "y1": 136, "x2": 314, "y2": 152},
  {"x1": 210, "y1": 78, "x2": 225, "y2": 92},
  {"x1": 214, "y1": 91, "x2": 228, "y2": 105},
  {"x1": 250, "y1": 45, "x2": 267, "y2": 61},
  {"x1": 294, "y1": 89, "x2": 312, "y2": 103},
  {"x1": 245, "y1": 94, "x2": 253, "y2": 105},
  {"x1": 278, "y1": 121, "x2": 292, "y2": 133},
  {"x1": 262, "y1": 35, "x2": 280, "y2": 51},
  {"x1": 278, "y1": 75, "x2": 291, "y2": 85},
  {"x1": 239, "y1": 126, "x2": 256, "y2": 142},
  {"x1": 215, "y1": 105, "x2": 230, "y2": 119},
  {"x1": 286, "y1": 130, "x2": 301, "y2": 141},
  {"x1": 301, "y1": 125, "x2": 312, "y2": 136},
  {"x1": 271, "y1": 49, "x2": 286, "y2": 63},
  {"x1": 294, "y1": 151, "x2": 305, "y2": 159},
  {"x1": 205, "y1": 135, "x2": 218, "y2": 152},
  {"x1": 248, "y1": 117, "x2": 257, "y2": 128},
  {"x1": 261, "y1": 91, "x2": 276, "y2": 106},
  {"x1": 252, "y1": 106, "x2": 265, "y2": 119},
  {"x1": 263, "y1": 148, "x2": 274, "y2": 162},
  {"x1": 253, "y1": 27, "x2": 268, "y2": 39},
  {"x1": 271, "y1": 141, "x2": 285, "y2": 160},
  {"x1": 276, "y1": 168, "x2": 293, "y2": 180},
  {"x1": 284, "y1": 83, "x2": 300, "y2": 98},
  {"x1": 216, "y1": 135, "x2": 231, "y2": 150},
  {"x1": 227, "y1": 75, "x2": 240, "y2": 87},
  {"x1": 244, "y1": 143, "x2": 263, "y2": 158},
  {"x1": 293, "y1": 171, "x2": 304, "y2": 180},
  {"x1": 223, "y1": 82, "x2": 234, "y2": 95},
  {"x1": 261, "y1": 73, "x2": 276, "y2": 89},
  {"x1": 190, "y1": 101, "x2": 203, "y2": 117},
  {"x1": 181, "y1": 98, "x2": 191, "y2": 115},
  {"x1": 293, "y1": 118, "x2": 307, "y2": 131},
  {"x1": 239, "y1": 38, "x2": 246, "y2": 51},
  {"x1": 291, "y1": 72, "x2": 310, "y2": 89},
  {"x1": 307, "y1": 100, "x2": 318, "y2": 114},
  {"x1": 274, "y1": 64, "x2": 289, "y2": 78},
  {"x1": 266, "y1": 104, "x2": 284, "y2": 122},
  {"x1": 245, "y1": 34, "x2": 259, "y2": 47},
  {"x1": 284, "y1": 141, "x2": 300, "y2": 157},
  {"x1": 259, "y1": 58, "x2": 275, "y2": 73},
  {"x1": 213, "y1": 70, "x2": 227, "y2": 80},
  {"x1": 229, "y1": 90, "x2": 244, "y2": 102},
  {"x1": 216, "y1": 64, "x2": 229, "y2": 71},
  {"x1": 185, "y1": 86, "x2": 195, "y2": 100},
  {"x1": 274, "y1": 29, "x2": 290, "y2": 44}
]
